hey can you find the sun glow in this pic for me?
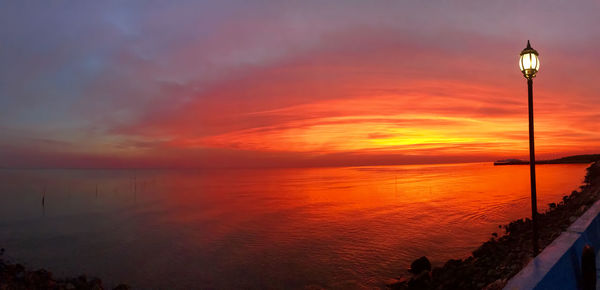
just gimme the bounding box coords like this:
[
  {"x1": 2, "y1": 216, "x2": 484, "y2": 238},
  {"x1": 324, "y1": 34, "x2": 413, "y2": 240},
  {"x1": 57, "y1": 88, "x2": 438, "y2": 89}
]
[
  {"x1": 195, "y1": 110, "x2": 529, "y2": 155},
  {"x1": 4, "y1": 2, "x2": 600, "y2": 169}
]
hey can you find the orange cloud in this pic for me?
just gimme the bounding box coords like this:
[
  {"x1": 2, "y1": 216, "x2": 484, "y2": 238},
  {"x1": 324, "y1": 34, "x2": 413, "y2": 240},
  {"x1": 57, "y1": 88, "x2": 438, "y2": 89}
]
[{"x1": 5, "y1": 4, "x2": 600, "y2": 168}]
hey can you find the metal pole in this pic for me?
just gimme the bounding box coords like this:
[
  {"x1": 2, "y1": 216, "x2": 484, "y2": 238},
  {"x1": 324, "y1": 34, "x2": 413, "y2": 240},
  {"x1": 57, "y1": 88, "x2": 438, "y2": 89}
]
[{"x1": 528, "y1": 78, "x2": 539, "y2": 256}]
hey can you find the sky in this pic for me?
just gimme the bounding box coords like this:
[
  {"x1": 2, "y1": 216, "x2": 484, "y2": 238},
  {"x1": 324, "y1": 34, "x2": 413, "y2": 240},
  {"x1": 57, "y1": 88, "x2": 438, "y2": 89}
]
[{"x1": 1, "y1": 1, "x2": 600, "y2": 168}]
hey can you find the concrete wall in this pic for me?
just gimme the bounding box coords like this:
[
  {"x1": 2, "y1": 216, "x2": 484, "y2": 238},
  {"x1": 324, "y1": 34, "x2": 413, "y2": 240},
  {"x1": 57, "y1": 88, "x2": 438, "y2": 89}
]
[{"x1": 504, "y1": 198, "x2": 600, "y2": 290}]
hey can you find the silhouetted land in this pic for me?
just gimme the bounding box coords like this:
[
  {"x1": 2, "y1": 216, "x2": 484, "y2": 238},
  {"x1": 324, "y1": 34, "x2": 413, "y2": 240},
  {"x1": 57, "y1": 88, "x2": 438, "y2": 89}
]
[
  {"x1": 494, "y1": 154, "x2": 600, "y2": 165},
  {"x1": 390, "y1": 161, "x2": 600, "y2": 290},
  {"x1": 0, "y1": 249, "x2": 130, "y2": 289}
]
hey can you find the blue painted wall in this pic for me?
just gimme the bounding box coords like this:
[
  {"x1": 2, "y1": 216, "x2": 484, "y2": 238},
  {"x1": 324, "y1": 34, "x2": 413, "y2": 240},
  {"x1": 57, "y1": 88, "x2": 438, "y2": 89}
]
[{"x1": 504, "y1": 199, "x2": 600, "y2": 290}]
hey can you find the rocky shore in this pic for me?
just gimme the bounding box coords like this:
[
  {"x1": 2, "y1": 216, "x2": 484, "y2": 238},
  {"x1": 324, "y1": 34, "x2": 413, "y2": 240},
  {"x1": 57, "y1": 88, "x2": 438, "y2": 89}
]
[
  {"x1": 390, "y1": 161, "x2": 600, "y2": 290},
  {"x1": 0, "y1": 249, "x2": 129, "y2": 290}
]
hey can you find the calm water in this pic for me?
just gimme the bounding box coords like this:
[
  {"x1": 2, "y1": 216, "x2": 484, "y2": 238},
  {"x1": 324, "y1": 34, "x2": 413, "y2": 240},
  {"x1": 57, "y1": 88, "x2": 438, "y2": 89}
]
[{"x1": 0, "y1": 163, "x2": 590, "y2": 289}]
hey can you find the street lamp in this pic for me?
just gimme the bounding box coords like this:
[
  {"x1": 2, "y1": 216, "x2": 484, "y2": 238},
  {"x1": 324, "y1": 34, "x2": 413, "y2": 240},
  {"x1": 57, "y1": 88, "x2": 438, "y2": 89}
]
[{"x1": 519, "y1": 40, "x2": 540, "y2": 256}]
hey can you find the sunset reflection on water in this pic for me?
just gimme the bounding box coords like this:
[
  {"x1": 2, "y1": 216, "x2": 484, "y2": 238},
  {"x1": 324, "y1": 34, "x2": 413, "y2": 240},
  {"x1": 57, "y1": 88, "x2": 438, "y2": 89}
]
[{"x1": 0, "y1": 163, "x2": 589, "y2": 288}]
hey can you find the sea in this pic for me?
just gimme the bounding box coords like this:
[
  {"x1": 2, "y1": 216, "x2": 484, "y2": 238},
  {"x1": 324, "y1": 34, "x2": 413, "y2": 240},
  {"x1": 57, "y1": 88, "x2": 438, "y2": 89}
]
[{"x1": 0, "y1": 162, "x2": 590, "y2": 289}]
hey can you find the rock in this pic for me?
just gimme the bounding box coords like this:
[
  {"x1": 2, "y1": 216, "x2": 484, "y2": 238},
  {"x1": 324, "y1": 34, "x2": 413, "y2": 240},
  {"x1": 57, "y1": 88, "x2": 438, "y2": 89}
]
[
  {"x1": 90, "y1": 277, "x2": 103, "y2": 290},
  {"x1": 14, "y1": 263, "x2": 25, "y2": 273},
  {"x1": 15, "y1": 270, "x2": 25, "y2": 279},
  {"x1": 409, "y1": 256, "x2": 431, "y2": 275},
  {"x1": 0, "y1": 250, "x2": 116, "y2": 290},
  {"x1": 483, "y1": 279, "x2": 507, "y2": 290},
  {"x1": 407, "y1": 271, "x2": 431, "y2": 290},
  {"x1": 569, "y1": 216, "x2": 577, "y2": 223},
  {"x1": 386, "y1": 277, "x2": 408, "y2": 289},
  {"x1": 444, "y1": 259, "x2": 462, "y2": 269},
  {"x1": 34, "y1": 269, "x2": 52, "y2": 280}
]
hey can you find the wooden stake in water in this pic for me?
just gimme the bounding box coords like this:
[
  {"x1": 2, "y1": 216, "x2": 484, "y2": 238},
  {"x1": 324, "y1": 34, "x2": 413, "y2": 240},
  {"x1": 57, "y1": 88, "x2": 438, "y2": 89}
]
[
  {"x1": 42, "y1": 186, "x2": 46, "y2": 206},
  {"x1": 41, "y1": 186, "x2": 46, "y2": 216}
]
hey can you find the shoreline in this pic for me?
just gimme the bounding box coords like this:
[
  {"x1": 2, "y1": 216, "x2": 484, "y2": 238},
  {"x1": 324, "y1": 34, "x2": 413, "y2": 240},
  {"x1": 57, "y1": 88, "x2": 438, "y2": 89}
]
[
  {"x1": 0, "y1": 251, "x2": 129, "y2": 289},
  {"x1": 391, "y1": 161, "x2": 600, "y2": 289},
  {"x1": 494, "y1": 154, "x2": 600, "y2": 166}
]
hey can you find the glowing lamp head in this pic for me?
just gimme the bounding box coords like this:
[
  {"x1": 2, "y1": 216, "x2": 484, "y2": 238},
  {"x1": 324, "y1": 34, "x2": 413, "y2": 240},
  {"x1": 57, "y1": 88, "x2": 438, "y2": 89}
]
[{"x1": 519, "y1": 40, "x2": 540, "y2": 79}]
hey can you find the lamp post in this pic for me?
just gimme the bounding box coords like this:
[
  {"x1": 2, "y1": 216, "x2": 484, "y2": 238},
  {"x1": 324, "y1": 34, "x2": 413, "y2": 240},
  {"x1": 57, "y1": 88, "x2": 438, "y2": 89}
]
[{"x1": 519, "y1": 40, "x2": 540, "y2": 256}]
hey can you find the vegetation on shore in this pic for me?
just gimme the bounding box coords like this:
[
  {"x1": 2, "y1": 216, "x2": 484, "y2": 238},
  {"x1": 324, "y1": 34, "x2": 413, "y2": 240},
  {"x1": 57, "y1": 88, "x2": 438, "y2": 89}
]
[
  {"x1": 494, "y1": 154, "x2": 600, "y2": 165},
  {"x1": 391, "y1": 161, "x2": 600, "y2": 290},
  {"x1": 0, "y1": 249, "x2": 130, "y2": 290}
]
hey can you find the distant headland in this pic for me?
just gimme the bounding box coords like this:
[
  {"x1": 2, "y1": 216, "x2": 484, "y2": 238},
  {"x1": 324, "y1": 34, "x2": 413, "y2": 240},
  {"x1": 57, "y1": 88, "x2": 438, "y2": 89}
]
[{"x1": 494, "y1": 154, "x2": 600, "y2": 166}]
